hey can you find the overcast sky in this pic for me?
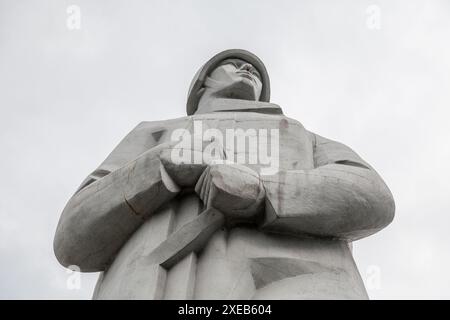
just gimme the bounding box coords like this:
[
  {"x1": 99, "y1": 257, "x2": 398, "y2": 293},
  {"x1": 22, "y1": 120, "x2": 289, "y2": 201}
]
[{"x1": 1, "y1": 0, "x2": 449, "y2": 299}]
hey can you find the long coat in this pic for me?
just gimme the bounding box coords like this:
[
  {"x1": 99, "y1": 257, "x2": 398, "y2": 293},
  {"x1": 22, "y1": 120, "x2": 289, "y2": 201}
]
[{"x1": 54, "y1": 111, "x2": 394, "y2": 299}]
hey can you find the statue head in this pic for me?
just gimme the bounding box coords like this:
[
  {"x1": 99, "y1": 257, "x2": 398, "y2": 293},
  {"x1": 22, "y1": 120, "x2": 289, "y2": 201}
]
[{"x1": 186, "y1": 49, "x2": 271, "y2": 115}]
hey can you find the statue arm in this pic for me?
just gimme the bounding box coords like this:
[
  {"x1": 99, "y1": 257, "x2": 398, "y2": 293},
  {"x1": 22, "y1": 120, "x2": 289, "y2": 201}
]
[
  {"x1": 261, "y1": 133, "x2": 395, "y2": 241},
  {"x1": 53, "y1": 123, "x2": 180, "y2": 272}
]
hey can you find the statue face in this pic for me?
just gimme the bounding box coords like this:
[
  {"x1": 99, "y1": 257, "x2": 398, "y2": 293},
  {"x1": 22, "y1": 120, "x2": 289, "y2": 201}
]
[{"x1": 206, "y1": 58, "x2": 263, "y2": 101}]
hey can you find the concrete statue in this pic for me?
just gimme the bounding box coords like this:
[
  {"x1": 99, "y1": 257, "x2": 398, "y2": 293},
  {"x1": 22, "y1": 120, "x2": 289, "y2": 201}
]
[{"x1": 54, "y1": 49, "x2": 395, "y2": 299}]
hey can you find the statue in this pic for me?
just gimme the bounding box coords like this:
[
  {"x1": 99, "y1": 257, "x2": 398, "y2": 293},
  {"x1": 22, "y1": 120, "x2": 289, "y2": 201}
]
[{"x1": 54, "y1": 49, "x2": 395, "y2": 299}]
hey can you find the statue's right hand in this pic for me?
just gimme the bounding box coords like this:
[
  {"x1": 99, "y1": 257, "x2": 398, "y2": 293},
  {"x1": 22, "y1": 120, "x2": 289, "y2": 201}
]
[{"x1": 159, "y1": 138, "x2": 226, "y2": 188}]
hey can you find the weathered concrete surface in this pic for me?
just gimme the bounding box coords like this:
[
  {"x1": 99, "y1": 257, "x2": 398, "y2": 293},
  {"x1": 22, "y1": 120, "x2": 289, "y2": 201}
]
[{"x1": 54, "y1": 49, "x2": 395, "y2": 299}]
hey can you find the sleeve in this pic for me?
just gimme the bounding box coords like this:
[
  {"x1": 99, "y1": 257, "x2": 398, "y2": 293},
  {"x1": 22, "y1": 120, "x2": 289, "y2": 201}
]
[
  {"x1": 54, "y1": 122, "x2": 180, "y2": 271},
  {"x1": 311, "y1": 133, "x2": 371, "y2": 170},
  {"x1": 261, "y1": 131, "x2": 395, "y2": 241},
  {"x1": 76, "y1": 122, "x2": 161, "y2": 192}
]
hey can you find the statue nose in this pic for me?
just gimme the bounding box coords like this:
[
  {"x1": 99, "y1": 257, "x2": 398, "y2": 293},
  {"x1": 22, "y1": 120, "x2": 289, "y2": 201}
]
[{"x1": 240, "y1": 63, "x2": 253, "y2": 72}]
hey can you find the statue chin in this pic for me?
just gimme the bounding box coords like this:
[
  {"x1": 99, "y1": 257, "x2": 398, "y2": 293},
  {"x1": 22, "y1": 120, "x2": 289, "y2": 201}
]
[{"x1": 216, "y1": 79, "x2": 259, "y2": 101}]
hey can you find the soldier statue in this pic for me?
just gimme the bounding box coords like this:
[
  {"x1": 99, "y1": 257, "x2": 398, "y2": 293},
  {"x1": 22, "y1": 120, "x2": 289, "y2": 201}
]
[{"x1": 54, "y1": 49, "x2": 395, "y2": 299}]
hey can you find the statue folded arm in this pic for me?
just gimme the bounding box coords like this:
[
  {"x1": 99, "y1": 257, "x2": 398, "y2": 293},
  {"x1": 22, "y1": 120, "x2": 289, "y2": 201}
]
[
  {"x1": 261, "y1": 133, "x2": 395, "y2": 241},
  {"x1": 53, "y1": 123, "x2": 180, "y2": 272}
]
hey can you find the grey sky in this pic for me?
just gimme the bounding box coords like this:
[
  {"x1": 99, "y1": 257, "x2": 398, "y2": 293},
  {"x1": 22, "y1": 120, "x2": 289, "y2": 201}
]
[{"x1": 1, "y1": 0, "x2": 449, "y2": 299}]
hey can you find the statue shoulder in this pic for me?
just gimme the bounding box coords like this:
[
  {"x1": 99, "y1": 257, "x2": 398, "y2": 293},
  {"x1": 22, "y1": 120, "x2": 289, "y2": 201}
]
[
  {"x1": 135, "y1": 116, "x2": 192, "y2": 133},
  {"x1": 306, "y1": 131, "x2": 371, "y2": 169},
  {"x1": 101, "y1": 117, "x2": 191, "y2": 170},
  {"x1": 76, "y1": 118, "x2": 190, "y2": 192}
]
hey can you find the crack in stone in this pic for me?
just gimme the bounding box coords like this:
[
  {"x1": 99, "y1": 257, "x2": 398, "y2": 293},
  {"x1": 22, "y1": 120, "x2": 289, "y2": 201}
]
[{"x1": 124, "y1": 196, "x2": 142, "y2": 216}]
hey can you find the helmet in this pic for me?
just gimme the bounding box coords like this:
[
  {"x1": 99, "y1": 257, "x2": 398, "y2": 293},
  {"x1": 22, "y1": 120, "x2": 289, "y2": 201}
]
[{"x1": 186, "y1": 49, "x2": 271, "y2": 115}]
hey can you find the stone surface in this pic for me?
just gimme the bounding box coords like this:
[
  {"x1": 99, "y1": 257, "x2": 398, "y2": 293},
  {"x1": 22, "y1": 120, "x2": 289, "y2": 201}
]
[{"x1": 54, "y1": 49, "x2": 395, "y2": 299}]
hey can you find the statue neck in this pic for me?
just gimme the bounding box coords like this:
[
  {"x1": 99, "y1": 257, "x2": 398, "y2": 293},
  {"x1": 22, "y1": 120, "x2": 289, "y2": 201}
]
[{"x1": 195, "y1": 97, "x2": 283, "y2": 115}]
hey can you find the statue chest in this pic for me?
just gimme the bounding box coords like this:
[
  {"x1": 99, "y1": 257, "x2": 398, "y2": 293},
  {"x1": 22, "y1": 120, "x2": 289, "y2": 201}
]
[{"x1": 159, "y1": 112, "x2": 315, "y2": 172}]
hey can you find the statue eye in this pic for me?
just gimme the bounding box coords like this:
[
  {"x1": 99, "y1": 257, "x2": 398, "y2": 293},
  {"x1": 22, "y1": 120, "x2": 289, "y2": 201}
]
[
  {"x1": 219, "y1": 59, "x2": 239, "y2": 68},
  {"x1": 250, "y1": 68, "x2": 261, "y2": 80}
]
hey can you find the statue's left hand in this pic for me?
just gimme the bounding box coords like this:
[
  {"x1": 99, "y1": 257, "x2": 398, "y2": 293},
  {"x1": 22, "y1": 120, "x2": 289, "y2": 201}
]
[
  {"x1": 159, "y1": 137, "x2": 226, "y2": 187},
  {"x1": 194, "y1": 163, "x2": 265, "y2": 225}
]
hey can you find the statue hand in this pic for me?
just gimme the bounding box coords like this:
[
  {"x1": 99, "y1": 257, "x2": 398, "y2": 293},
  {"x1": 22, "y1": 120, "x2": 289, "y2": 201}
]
[
  {"x1": 194, "y1": 163, "x2": 265, "y2": 225},
  {"x1": 159, "y1": 137, "x2": 227, "y2": 187}
]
